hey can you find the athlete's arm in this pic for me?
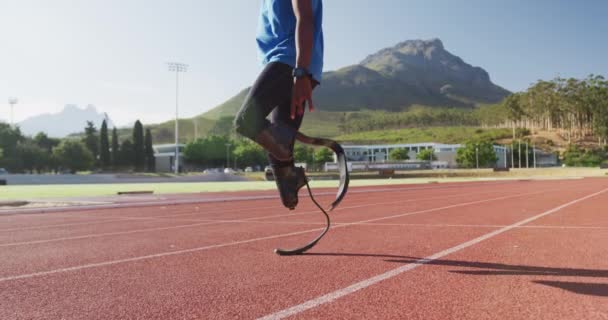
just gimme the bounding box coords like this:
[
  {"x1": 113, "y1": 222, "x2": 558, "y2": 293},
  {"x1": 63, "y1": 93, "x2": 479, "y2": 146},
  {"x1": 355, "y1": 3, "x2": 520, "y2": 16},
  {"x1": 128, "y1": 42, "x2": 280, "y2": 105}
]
[{"x1": 291, "y1": 0, "x2": 315, "y2": 119}]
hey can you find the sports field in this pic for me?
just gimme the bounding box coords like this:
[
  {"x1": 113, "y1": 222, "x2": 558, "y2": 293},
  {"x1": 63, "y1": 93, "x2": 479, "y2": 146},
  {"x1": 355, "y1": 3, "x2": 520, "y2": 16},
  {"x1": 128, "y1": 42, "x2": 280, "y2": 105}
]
[{"x1": 1, "y1": 178, "x2": 607, "y2": 319}]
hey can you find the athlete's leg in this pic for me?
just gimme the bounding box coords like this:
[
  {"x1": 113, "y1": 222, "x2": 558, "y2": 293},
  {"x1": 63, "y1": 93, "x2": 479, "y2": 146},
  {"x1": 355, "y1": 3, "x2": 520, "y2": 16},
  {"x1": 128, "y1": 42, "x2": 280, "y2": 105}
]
[
  {"x1": 234, "y1": 62, "x2": 305, "y2": 209},
  {"x1": 234, "y1": 62, "x2": 295, "y2": 162}
]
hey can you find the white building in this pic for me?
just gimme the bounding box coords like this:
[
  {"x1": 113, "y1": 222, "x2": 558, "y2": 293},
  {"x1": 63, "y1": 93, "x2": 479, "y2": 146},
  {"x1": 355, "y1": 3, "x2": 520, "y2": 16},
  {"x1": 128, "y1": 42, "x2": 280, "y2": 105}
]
[
  {"x1": 340, "y1": 142, "x2": 510, "y2": 169},
  {"x1": 153, "y1": 144, "x2": 186, "y2": 172}
]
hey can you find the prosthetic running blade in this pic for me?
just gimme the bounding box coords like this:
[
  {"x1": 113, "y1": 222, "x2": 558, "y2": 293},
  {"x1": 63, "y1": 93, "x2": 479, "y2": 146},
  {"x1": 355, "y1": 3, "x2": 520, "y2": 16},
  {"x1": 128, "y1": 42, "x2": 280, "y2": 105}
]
[{"x1": 274, "y1": 132, "x2": 350, "y2": 256}]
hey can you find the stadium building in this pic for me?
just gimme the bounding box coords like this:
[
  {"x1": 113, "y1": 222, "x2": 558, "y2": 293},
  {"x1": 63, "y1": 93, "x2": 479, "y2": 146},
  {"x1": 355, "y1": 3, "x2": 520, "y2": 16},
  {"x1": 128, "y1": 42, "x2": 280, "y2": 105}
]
[{"x1": 336, "y1": 142, "x2": 511, "y2": 169}]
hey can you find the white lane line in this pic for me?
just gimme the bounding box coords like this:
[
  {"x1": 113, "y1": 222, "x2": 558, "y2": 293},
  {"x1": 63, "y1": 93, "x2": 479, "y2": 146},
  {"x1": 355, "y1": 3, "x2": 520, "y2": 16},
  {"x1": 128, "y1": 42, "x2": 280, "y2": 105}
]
[
  {"x1": 0, "y1": 187, "x2": 516, "y2": 245},
  {"x1": 0, "y1": 178, "x2": 577, "y2": 232},
  {"x1": 0, "y1": 188, "x2": 555, "y2": 282},
  {"x1": 0, "y1": 179, "x2": 580, "y2": 216},
  {"x1": 0, "y1": 203, "x2": 284, "y2": 232},
  {"x1": 336, "y1": 222, "x2": 608, "y2": 230},
  {"x1": 256, "y1": 187, "x2": 608, "y2": 320},
  {"x1": 0, "y1": 188, "x2": 544, "y2": 247}
]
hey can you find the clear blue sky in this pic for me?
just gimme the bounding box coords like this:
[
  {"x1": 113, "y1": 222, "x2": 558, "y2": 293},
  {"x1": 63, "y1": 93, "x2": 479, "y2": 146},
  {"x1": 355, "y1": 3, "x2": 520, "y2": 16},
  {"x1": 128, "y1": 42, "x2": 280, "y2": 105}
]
[{"x1": 1, "y1": 0, "x2": 606, "y2": 126}]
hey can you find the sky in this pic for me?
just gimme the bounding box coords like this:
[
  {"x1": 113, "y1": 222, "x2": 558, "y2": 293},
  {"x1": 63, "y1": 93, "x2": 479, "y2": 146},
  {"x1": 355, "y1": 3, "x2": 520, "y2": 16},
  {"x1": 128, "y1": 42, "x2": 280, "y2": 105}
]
[{"x1": 1, "y1": 0, "x2": 607, "y2": 127}]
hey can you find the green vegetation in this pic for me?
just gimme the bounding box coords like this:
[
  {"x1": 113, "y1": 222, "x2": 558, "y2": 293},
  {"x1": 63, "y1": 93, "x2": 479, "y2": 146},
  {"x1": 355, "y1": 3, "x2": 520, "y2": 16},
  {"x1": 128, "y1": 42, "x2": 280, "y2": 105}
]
[
  {"x1": 562, "y1": 145, "x2": 608, "y2": 167},
  {"x1": 496, "y1": 75, "x2": 608, "y2": 144},
  {"x1": 340, "y1": 107, "x2": 479, "y2": 134},
  {"x1": 111, "y1": 127, "x2": 119, "y2": 168},
  {"x1": 456, "y1": 140, "x2": 498, "y2": 168},
  {"x1": 53, "y1": 140, "x2": 95, "y2": 173},
  {"x1": 232, "y1": 140, "x2": 267, "y2": 168},
  {"x1": 389, "y1": 148, "x2": 409, "y2": 160},
  {"x1": 99, "y1": 120, "x2": 111, "y2": 169},
  {"x1": 314, "y1": 147, "x2": 334, "y2": 166},
  {"x1": 133, "y1": 120, "x2": 145, "y2": 171},
  {"x1": 416, "y1": 149, "x2": 437, "y2": 161},
  {"x1": 144, "y1": 129, "x2": 155, "y2": 172},
  {"x1": 183, "y1": 135, "x2": 234, "y2": 168},
  {"x1": 336, "y1": 127, "x2": 512, "y2": 144},
  {"x1": 83, "y1": 121, "x2": 99, "y2": 161},
  {"x1": 0, "y1": 120, "x2": 155, "y2": 173}
]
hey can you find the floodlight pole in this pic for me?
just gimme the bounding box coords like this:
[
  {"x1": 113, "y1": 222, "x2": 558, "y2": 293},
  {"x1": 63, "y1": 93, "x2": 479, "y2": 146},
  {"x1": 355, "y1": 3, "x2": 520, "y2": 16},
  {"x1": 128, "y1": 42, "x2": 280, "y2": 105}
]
[
  {"x1": 518, "y1": 140, "x2": 522, "y2": 168},
  {"x1": 167, "y1": 62, "x2": 188, "y2": 174},
  {"x1": 525, "y1": 142, "x2": 529, "y2": 168},
  {"x1": 475, "y1": 146, "x2": 479, "y2": 169},
  {"x1": 511, "y1": 142, "x2": 515, "y2": 169},
  {"x1": 8, "y1": 98, "x2": 18, "y2": 127},
  {"x1": 225, "y1": 143, "x2": 231, "y2": 169}
]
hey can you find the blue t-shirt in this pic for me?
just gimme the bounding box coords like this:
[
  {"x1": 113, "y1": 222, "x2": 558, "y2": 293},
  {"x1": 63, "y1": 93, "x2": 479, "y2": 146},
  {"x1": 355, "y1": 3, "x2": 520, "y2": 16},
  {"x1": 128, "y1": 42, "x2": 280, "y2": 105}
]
[{"x1": 256, "y1": 0, "x2": 324, "y2": 82}]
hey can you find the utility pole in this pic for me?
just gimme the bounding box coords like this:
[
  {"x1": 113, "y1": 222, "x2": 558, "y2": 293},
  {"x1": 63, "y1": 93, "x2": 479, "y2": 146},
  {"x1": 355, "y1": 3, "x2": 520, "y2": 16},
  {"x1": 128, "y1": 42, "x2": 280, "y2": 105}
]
[
  {"x1": 475, "y1": 146, "x2": 479, "y2": 169},
  {"x1": 511, "y1": 143, "x2": 515, "y2": 169},
  {"x1": 504, "y1": 145, "x2": 507, "y2": 169},
  {"x1": 533, "y1": 145, "x2": 537, "y2": 168},
  {"x1": 8, "y1": 98, "x2": 18, "y2": 127},
  {"x1": 225, "y1": 143, "x2": 231, "y2": 169},
  {"x1": 518, "y1": 140, "x2": 522, "y2": 168},
  {"x1": 167, "y1": 62, "x2": 188, "y2": 174},
  {"x1": 525, "y1": 141, "x2": 529, "y2": 168}
]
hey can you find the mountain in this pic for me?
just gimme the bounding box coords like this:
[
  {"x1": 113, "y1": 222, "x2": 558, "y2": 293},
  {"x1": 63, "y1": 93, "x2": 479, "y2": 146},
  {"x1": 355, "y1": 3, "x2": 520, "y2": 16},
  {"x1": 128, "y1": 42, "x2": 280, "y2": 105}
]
[
  {"x1": 202, "y1": 38, "x2": 510, "y2": 119},
  {"x1": 18, "y1": 104, "x2": 114, "y2": 138}
]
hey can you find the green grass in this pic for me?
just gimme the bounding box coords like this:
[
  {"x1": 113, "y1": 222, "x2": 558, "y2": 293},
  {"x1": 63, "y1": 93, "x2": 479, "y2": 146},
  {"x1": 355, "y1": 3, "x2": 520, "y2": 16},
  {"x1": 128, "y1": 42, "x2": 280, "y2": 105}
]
[
  {"x1": 4, "y1": 167, "x2": 607, "y2": 201},
  {"x1": 0, "y1": 178, "x2": 484, "y2": 201},
  {"x1": 335, "y1": 126, "x2": 512, "y2": 144}
]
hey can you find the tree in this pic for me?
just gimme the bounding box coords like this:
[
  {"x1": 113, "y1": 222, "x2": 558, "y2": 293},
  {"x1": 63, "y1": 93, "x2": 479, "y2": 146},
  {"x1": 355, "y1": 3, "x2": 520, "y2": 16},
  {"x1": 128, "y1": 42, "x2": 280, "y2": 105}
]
[
  {"x1": 16, "y1": 141, "x2": 49, "y2": 173},
  {"x1": 314, "y1": 147, "x2": 334, "y2": 166},
  {"x1": 456, "y1": 140, "x2": 498, "y2": 168},
  {"x1": 416, "y1": 148, "x2": 437, "y2": 161},
  {"x1": 53, "y1": 140, "x2": 95, "y2": 173},
  {"x1": 111, "y1": 127, "x2": 119, "y2": 168},
  {"x1": 0, "y1": 123, "x2": 22, "y2": 156},
  {"x1": 0, "y1": 123, "x2": 24, "y2": 171},
  {"x1": 233, "y1": 140, "x2": 266, "y2": 168},
  {"x1": 294, "y1": 143, "x2": 314, "y2": 164},
  {"x1": 133, "y1": 120, "x2": 145, "y2": 171},
  {"x1": 99, "y1": 120, "x2": 111, "y2": 169},
  {"x1": 183, "y1": 135, "x2": 231, "y2": 168},
  {"x1": 389, "y1": 148, "x2": 410, "y2": 161},
  {"x1": 118, "y1": 139, "x2": 134, "y2": 168},
  {"x1": 33, "y1": 132, "x2": 60, "y2": 153},
  {"x1": 144, "y1": 128, "x2": 155, "y2": 172},
  {"x1": 82, "y1": 121, "x2": 99, "y2": 163}
]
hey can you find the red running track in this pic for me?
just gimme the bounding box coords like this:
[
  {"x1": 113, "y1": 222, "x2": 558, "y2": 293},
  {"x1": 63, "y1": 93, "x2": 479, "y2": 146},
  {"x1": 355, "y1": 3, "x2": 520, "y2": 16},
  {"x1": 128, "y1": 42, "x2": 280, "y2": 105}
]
[{"x1": 1, "y1": 179, "x2": 607, "y2": 319}]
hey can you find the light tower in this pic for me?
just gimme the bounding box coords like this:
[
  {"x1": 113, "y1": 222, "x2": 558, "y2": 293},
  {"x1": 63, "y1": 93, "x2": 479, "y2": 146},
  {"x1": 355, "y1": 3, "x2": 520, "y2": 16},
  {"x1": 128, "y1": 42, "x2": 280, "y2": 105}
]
[
  {"x1": 167, "y1": 62, "x2": 188, "y2": 174},
  {"x1": 8, "y1": 97, "x2": 18, "y2": 127}
]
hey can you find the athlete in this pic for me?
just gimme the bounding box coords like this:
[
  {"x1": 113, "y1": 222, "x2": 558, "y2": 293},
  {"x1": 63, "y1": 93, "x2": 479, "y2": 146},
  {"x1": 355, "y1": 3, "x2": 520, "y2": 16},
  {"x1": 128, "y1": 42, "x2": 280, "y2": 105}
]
[{"x1": 234, "y1": 0, "x2": 323, "y2": 210}]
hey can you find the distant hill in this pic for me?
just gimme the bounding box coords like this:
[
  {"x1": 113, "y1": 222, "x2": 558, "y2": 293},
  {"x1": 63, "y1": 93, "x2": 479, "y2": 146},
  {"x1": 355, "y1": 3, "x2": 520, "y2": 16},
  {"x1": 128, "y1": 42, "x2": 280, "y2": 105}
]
[
  {"x1": 202, "y1": 38, "x2": 510, "y2": 119},
  {"x1": 18, "y1": 104, "x2": 114, "y2": 138}
]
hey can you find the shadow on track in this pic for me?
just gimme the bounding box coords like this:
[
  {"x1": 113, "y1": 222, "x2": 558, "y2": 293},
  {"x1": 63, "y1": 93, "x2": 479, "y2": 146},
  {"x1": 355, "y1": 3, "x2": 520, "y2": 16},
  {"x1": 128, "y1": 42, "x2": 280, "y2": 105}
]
[{"x1": 302, "y1": 252, "x2": 608, "y2": 297}]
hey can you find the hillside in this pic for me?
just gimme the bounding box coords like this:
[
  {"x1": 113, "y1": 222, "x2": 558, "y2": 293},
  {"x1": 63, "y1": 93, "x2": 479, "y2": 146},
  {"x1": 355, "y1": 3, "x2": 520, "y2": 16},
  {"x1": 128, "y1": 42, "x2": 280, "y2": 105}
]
[
  {"x1": 142, "y1": 39, "x2": 513, "y2": 144},
  {"x1": 201, "y1": 38, "x2": 510, "y2": 118}
]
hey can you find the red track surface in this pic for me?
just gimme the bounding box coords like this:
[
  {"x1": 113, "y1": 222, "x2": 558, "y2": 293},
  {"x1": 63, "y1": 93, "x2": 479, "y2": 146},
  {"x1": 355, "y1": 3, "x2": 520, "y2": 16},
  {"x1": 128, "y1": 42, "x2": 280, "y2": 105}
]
[{"x1": 1, "y1": 179, "x2": 608, "y2": 319}]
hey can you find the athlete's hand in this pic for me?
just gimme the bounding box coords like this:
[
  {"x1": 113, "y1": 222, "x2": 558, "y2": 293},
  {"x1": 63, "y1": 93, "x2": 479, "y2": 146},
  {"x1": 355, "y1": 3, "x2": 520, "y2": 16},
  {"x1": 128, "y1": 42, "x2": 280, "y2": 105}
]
[{"x1": 291, "y1": 76, "x2": 315, "y2": 119}]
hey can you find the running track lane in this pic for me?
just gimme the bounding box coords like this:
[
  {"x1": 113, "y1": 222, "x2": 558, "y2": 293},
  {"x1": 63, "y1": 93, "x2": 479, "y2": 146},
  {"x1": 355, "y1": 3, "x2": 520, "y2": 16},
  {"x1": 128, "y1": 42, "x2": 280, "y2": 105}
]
[
  {"x1": 0, "y1": 181, "x2": 585, "y2": 278},
  {"x1": 287, "y1": 181, "x2": 608, "y2": 320},
  {"x1": 0, "y1": 179, "x2": 606, "y2": 319}
]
